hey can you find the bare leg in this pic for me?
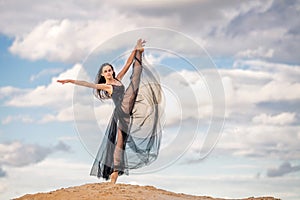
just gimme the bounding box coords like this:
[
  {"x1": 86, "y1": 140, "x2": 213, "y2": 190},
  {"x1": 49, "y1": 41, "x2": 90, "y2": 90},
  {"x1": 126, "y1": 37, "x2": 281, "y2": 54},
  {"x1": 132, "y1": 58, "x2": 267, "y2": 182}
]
[
  {"x1": 111, "y1": 128, "x2": 124, "y2": 183},
  {"x1": 121, "y1": 50, "x2": 142, "y2": 115},
  {"x1": 114, "y1": 128, "x2": 124, "y2": 166}
]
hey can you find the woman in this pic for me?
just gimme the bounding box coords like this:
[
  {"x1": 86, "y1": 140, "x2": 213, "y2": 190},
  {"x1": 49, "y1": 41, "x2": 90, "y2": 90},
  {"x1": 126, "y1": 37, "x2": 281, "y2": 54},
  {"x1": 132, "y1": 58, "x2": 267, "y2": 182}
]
[{"x1": 58, "y1": 39, "x2": 163, "y2": 183}]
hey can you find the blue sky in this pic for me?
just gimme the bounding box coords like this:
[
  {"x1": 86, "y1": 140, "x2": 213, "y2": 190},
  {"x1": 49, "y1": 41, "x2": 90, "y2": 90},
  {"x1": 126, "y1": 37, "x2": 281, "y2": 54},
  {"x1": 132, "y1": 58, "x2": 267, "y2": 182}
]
[{"x1": 1, "y1": 0, "x2": 300, "y2": 199}]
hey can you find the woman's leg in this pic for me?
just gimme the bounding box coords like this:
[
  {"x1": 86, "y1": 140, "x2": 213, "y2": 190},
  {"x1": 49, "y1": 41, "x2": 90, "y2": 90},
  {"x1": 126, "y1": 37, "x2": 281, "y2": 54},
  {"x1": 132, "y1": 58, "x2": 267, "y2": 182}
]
[
  {"x1": 111, "y1": 51, "x2": 143, "y2": 183},
  {"x1": 114, "y1": 128, "x2": 124, "y2": 166},
  {"x1": 111, "y1": 128, "x2": 123, "y2": 183},
  {"x1": 118, "y1": 50, "x2": 143, "y2": 137},
  {"x1": 121, "y1": 50, "x2": 143, "y2": 116}
]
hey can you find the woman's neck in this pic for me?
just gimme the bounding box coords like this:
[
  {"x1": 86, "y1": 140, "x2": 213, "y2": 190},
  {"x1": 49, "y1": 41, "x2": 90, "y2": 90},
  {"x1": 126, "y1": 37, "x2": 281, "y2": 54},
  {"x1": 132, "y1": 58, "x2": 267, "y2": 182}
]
[{"x1": 106, "y1": 78, "x2": 121, "y2": 85}]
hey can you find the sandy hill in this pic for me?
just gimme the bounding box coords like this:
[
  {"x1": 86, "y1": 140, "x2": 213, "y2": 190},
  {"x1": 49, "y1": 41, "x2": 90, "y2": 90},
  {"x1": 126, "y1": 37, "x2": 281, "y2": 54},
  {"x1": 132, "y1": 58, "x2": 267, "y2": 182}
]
[{"x1": 14, "y1": 183, "x2": 280, "y2": 200}]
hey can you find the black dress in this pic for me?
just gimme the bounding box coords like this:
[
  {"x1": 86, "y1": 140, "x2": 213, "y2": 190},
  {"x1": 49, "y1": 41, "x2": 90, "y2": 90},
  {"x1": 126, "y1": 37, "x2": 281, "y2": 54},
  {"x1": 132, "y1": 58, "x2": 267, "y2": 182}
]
[{"x1": 90, "y1": 55, "x2": 163, "y2": 180}]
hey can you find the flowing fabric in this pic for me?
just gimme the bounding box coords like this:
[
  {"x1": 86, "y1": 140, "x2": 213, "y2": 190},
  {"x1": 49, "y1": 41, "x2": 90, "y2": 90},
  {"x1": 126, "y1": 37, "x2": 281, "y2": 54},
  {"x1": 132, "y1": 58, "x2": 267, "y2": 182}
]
[{"x1": 90, "y1": 52, "x2": 163, "y2": 180}]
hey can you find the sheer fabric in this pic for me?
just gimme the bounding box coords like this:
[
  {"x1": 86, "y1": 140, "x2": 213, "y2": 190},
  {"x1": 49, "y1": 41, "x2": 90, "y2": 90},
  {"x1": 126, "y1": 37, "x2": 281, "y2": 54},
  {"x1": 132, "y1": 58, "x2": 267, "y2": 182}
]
[{"x1": 90, "y1": 52, "x2": 163, "y2": 180}]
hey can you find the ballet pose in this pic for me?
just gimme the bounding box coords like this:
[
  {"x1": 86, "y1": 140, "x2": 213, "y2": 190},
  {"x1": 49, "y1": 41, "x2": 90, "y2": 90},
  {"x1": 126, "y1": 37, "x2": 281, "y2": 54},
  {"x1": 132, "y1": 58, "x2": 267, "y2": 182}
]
[{"x1": 58, "y1": 39, "x2": 162, "y2": 183}]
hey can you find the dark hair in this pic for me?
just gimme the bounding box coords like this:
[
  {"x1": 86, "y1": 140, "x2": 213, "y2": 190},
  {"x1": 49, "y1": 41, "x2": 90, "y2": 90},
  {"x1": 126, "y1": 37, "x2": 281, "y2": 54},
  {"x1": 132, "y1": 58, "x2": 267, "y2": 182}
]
[{"x1": 94, "y1": 63, "x2": 116, "y2": 100}]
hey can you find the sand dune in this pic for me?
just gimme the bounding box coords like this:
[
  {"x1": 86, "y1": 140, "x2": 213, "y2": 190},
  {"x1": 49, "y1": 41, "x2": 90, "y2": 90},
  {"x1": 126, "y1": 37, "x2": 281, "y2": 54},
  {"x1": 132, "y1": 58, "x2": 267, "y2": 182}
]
[{"x1": 14, "y1": 183, "x2": 280, "y2": 200}]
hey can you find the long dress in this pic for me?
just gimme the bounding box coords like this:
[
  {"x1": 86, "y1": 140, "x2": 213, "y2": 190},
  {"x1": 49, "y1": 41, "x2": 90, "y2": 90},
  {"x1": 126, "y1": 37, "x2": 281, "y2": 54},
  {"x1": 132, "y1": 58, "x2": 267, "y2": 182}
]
[{"x1": 90, "y1": 53, "x2": 163, "y2": 180}]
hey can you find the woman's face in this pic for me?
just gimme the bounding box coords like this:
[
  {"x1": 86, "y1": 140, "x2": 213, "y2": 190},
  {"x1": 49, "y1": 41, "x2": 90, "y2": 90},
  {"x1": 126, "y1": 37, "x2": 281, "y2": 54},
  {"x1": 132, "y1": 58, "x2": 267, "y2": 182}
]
[{"x1": 101, "y1": 65, "x2": 114, "y2": 80}]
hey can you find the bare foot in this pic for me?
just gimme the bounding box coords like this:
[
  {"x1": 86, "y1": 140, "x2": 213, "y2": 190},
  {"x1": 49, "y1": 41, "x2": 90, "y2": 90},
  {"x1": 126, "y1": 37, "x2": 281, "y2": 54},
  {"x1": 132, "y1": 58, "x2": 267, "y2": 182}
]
[
  {"x1": 135, "y1": 39, "x2": 146, "y2": 52},
  {"x1": 110, "y1": 171, "x2": 118, "y2": 184}
]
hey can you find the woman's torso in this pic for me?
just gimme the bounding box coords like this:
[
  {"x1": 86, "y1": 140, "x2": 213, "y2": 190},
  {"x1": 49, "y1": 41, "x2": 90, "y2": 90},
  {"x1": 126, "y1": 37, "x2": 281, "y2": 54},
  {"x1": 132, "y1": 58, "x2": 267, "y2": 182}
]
[{"x1": 110, "y1": 84, "x2": 125, "y2": 105}]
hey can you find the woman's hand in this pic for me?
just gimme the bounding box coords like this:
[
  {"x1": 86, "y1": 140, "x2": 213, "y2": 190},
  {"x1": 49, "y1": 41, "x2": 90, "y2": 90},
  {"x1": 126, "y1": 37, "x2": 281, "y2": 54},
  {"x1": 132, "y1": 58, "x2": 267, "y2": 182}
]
[
  {"x1": 57, "y1": 79, "x2": 74, "y2": 84},
  {"x1": 135, "y1": 38, "x2": 146, "y2": 52}
]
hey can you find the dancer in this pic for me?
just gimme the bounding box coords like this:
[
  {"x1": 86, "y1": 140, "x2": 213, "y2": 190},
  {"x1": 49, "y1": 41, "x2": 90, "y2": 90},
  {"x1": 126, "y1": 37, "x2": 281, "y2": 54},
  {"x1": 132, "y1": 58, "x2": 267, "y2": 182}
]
[{"x1": 58, "y1": 39, "x2": 162, "y2": 183}]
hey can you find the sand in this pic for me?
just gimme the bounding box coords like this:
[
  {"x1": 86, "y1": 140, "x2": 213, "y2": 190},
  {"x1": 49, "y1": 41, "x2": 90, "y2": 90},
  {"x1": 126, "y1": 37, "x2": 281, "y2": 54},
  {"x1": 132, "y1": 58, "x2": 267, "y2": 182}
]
[{"x1": 14, "y1": 183, "x2": 280, "y2": 200}]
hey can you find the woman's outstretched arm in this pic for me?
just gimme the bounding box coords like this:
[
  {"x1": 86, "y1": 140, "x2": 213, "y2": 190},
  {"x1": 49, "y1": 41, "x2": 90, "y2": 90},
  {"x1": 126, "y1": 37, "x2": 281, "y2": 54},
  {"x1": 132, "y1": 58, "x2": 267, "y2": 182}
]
[
  {"x1": 57, "y1": 79, "x2": 111, "y2": 91},
  {"x1": 116, "y1": 39, "x2": 145, "y2": 80}
]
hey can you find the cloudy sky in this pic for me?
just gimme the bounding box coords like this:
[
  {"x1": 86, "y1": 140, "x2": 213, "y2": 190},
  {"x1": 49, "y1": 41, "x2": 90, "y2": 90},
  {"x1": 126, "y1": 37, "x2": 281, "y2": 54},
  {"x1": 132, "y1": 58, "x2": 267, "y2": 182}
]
[{"x1": 1, "y1": 0, "x2": 300, "y2": 199}]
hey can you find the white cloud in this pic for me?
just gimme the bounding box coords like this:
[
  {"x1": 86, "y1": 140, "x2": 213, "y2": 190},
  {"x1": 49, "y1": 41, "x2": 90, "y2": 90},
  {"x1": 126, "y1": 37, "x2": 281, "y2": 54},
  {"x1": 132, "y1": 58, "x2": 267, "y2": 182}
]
[
  {"x1": 204, "y1": 1, "x2": 300, "y2": 63},
  {"x1": 236, "y1": 46, "x2": 274, "y2": 59},
  {"x1": 184, "y1": 59, "x2": 300, "y2": 162},
  {"x1": 39, "y1": 102, "x2": 114, "y2": 125},
  {"x1": 9, "y1": 19, "x2": 97, "y2": 62},
  {"x1": 104, "y1": 0, "x2": 201, "y2": 8},
  {"x1": 0, "y1": 141, "x2": 70, "y2": 168},
  {"x1": 0, "y1": 86, "x2": 30, "y2": 99},
  {"x1": 7, "y1": 18, "x2": 176, "y2": 62},
  {"x1": 30, "y1": 68, "x2": 63, "y2": 82},
  {"x1": 252, "y1": 112, "x2": 296, "y2": 125},
  {"x1": 212, "y1": 123, "x2": 300, "y2": 160},
  {"x1": 220, "y1": 59, "x2": 300, "y2": 118},
  {"x1": 0, "y1": 166, "x2": 6, "y2": 178},
  {"x1": 4, "y1": 63, "x2": 84, "y2": 107},
  {"x1": 252, "y1": 80, "x2": 299, "y2": 102},
  {"x1": 1, "y1": 0, "x2": 299, "y2": 64},
  {"x1": 1, "y1": 115, "x2": 34, "y2": 125},
  {"x1": 160, "y1": 69, "x2": 213, "y2": 125},
  {"x1": 234, "y1": 59, "x2": 300, "y2": 83},
  {"x1": 267, "y1": 162, "x2": 300, "y2": 177},
  {"x1": 39, "y1": 106, "x2": 75, "y2": 123}
]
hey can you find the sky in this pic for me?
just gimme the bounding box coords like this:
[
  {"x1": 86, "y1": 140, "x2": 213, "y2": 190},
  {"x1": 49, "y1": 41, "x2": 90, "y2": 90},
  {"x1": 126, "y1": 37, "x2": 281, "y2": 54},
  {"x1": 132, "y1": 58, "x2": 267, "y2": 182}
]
[{"x1": 1, "y1": 0, "x2": 300, "y2": 199}]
